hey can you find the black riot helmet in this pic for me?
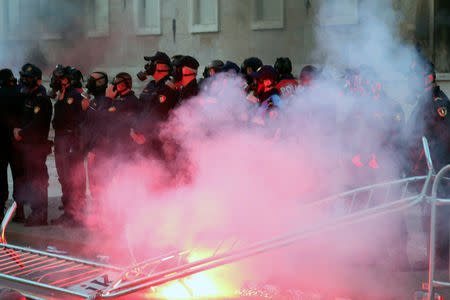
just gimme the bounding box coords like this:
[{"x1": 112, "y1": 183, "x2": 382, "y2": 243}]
[
  {"x1": 241, "y1": 57, "x2": 263, "y2": 75},
  {"x1": 19, "y1": 63, "x2": 42, "y2": 89},
  {"x1": 86, "y1": 72, "x2": 108, "y2": 96},
  {"x1": 274, "y1": 57, "x2": 292, "y2": 78},
  {"x1": 0, "y1": 68, "x2": 17, "y2": 87},
  {"x1": 113, "y1": 72, "x2": 132, "y2": 92}
]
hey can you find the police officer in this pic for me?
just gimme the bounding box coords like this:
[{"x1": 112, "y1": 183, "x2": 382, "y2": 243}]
[
  {"x1": 81, "y1": 72, "x2": 111, "y2": 217},
  {"x1": 408, "y1": 62, "x2": 450, "y2": 270},
  {"x1": 274, "y1": 57, "x2": 299, "y2": 98},
  {"x1": 0, "y1": 69, "x2": 23, "y2": 221},
  {"x1": 241, "y1": 57, "x2": 263, "y2": 94},
  {"x1": 134, "y1": 52, "x2": 179, "y2": 159},
  {"x1": 138, "y1": 51, "x2": 172, "y2": 107},
  {"x1": 13, "y1": 64, "x2": 52, "y2": 226},
  {"x1": 250, "y1": 65, "x2": 282, "y2": 109},
  {"x1": 50, "y1": 65, "x2": 87, "y2": 226},
  {"x1": 105, "y1": 72, "x2": 140, "y2": 156},
  {"x1": 178, "y1": 56, "x2": 199, "y2": 102}
]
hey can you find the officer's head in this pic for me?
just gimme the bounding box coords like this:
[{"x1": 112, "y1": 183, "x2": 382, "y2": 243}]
[
  {"x1": 274, "y1": 57, "x2": 292, "y2": 79},
  {"x1": 241, "y1": 57, "x2": 263, "y2": 86},
  {"x1": 139, "y1": 51, "x2": 171, "y2": 82},
  {"x1": 86, "y1": 72, "x2": 108, "y2": 96},
  {"x1": 250, "y1": 65, "x2": 278, "y2": 96},
  {"x1": 19, "y1": 63, "x2": 42, "y2": 91},
  {"x1": 241, "y1": 57, "x2": 263, "y2": 76},
  {"x1": 203, "y1": 59, "x2": 224, "y2": 79},
  {"x1": 0, "y1": 68, "x2": 17, "y2": 88},
  {"x1": 112, "y1": 72, "x2": 132, "y2": 95},
  {"x1": 50, "y1": 64, "x2": 72, "y2": 92},
  {"x1": 299, "y1": 65, "x2": 318, "y2": 86},
  {"x1": 178, "y1": 56, "x2": 199, "y2": 86},
  {"x1": 68, "y1": 66, "x2": 84, "y2": 89}
]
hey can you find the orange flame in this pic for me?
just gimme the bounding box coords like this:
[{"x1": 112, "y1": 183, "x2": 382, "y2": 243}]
[{"x1": 144, "y1": 249, "x2": 238, "y2": 299}]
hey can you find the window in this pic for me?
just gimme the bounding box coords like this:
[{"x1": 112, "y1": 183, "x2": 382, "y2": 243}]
[
  {"x1": 86, "y1": 0, "x2": 109, "y2": 37},
  {"x1": 252, "y1": 0, "x2": 284, "y2": 30},
  {"x1": 189, "y1": 0, "x2": 219, "y2": 33},
  {"x1": 134, "y1": 0, "x2": 161, "y2": 35},
  {"x1": 318, "y1": 0, "x2": 358, "y2": 26}
]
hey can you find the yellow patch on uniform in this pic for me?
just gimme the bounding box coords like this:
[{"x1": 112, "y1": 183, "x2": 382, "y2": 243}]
[
  {"x1": 395, "y1": 113, "x2": 402, "y2": 121},
  {"x1": 159, "y1": 95, "x2": 166, "y2": 103},
  {"x1": 438, "y1": 107, "x2": 447, "y2": 117},
  {"x1": 67, "y1": 98, "x2": 74, "y2": 104},
  {"x1": 34, "y1": 106, "x2": 40, "y2": 114},
  {"x1": 108, "y1": 106, "x2": 116, "y2": 112},
  {"x1": 27, "y1": 66, "x2": 32, "y2": 72},
  {"x1": 434, "y1": 97, "x2": 442, "y2": 102}
]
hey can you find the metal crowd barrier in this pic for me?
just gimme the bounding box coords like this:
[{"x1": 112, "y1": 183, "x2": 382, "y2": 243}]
[{"x1": 0, "y1": 137, "x2": 440, "y2": 299}]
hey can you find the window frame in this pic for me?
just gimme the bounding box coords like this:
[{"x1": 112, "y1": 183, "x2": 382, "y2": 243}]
[
  {"x1": 189, "y1": 0, "x2": 219, "y2": 33},
  {"x1": 251, "y1": 0, "x2": 284, "y2": 31},
  {"x1": 133, "y1": 0, "x2": 161, "y2": 35}
]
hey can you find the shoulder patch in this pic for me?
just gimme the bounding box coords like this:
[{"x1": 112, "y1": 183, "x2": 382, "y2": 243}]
[
  {"x1": 108, "y1": 106, "x2": 116, "y2": 112},
  {"x1": 34, "y1": 106, "x2": 40, "y2": 114},
  {"x1": 67, "y1": 98, "x2": 74, "y2": 105},
  {"x1": 165, "y1": 81, "x2": 177, "y2": 90},
  {"x1": 434, "y1": 97, "x2": 442, "y2": 102},
  {"x1": 438, "y1": 107, "x2": 447, "y2": 117},
  {"x1": 159, "y1": 95, "x2": 167, "y2": 103}
]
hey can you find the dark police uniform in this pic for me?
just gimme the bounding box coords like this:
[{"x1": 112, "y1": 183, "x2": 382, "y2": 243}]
[
  {"x1": 16, "y1": 85, "x2": 52, "y2": 225},
  {"x1": 80, "y1": 95, "x2": 112, "y2": 207},
  {"x1": 135, "y1": 75, "x2": 179, "y2": 159},
  {"x1": 105, "y1": 91, "x2": 140, "y2": 156},
  {"x1": 179, "y1": 79, "x2": 199, "y2": 102},
  {"x1": 52, "y1": 87, "x2": 86, "y2": 224}
]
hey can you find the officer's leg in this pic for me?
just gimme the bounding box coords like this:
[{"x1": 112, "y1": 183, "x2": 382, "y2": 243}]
[
  {"x1": 54, "y1": 136, "x2": 71, "y2": 213},
  {"x1": 66, "y1": 151, "x2": 86, "y2": 223},
  {"x1": 24, "y1": 149, "x2": 48, "y2": 226}
]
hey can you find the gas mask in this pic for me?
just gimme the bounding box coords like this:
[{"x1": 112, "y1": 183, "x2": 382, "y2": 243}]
[
  {"x1": 86, "y1": 72, "x2": 108, "y2": 96},
  {"x1": 137, "y1": 60, "x2": 156, "y2": 81},
  {"x1": 19, "y1": 75, "x2": 38, "y2": 90}
]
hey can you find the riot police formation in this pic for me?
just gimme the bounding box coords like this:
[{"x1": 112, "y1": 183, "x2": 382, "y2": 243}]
[{"x1": 0, "y1": 52, "x2": 449, "y2": 235}]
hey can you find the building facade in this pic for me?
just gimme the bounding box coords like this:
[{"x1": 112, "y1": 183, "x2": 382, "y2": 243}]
[{"x1": 0, "y1": 0, "x2": 448, "y2": 92}]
